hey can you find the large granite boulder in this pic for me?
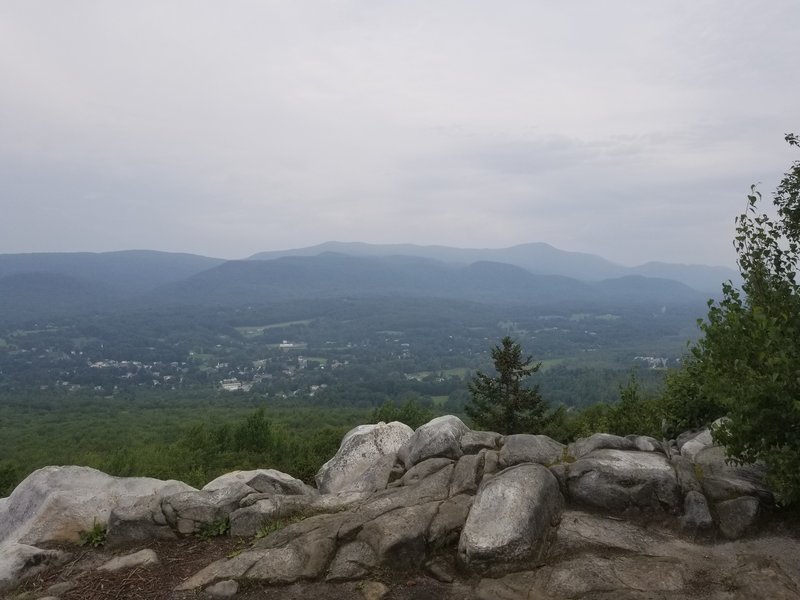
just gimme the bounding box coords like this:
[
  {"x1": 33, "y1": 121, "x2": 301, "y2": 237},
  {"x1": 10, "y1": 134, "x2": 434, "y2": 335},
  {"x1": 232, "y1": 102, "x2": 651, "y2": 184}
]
[
  {"x1": 0, "y1": 466, "x2": 193, "y2": 546},
  {"x1": 568, "y1": 433, "x2": 636, "y2": 460},
  {"x1": 693, "y1": 446, "x2": 773, "y2": 503},
  {"x1": 458, "y1": 463, "x2": 563, "y2": 575},
  {"x1": 203, "y1": 469, "x2": 316, "y2": 496},
  {"x1": 499, "y1": 434, "x2": 565, "y2": 467},
  {"x1": 566, "y1": 449, "x2": 681, "y2": 512},
  {"x1": 315, "y1": 421, "x2": 413, "y2": 495},
  {"x1": 398, "y1": 415, "x2": 470, "y2": 469}
]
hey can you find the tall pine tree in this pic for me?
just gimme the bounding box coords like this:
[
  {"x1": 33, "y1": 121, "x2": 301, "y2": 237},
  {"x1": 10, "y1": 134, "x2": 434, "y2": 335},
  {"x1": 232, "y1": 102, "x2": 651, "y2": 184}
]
[{"x1": 465, "y1": 336, "x2": 549, "y2": 434}]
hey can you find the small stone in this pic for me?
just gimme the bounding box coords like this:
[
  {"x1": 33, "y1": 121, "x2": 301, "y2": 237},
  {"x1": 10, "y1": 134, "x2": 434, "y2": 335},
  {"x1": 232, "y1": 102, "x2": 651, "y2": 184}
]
[
  {"x1": 360, "y1": 580, "x2": 389, "y2": 600},
  {"x1": 46, "y1": 581, "x2": 76, "y2": 595},
  {"x1": 205, "y1": 579, "x2": 239, "y2": 598},
  {"x1": 98, "y1": 549, "x2": 159, "y2": 572}
]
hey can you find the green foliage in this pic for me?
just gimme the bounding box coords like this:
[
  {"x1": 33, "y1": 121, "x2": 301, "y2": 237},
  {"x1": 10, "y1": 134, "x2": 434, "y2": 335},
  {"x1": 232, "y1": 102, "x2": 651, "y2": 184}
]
[
  {"x1": 254, "y1": 513, "x2": 308, "y2": 539},
  {"x1": 682, "y1": 134, "x2": 800, "y2": 504},
  {"x1": 78, "y1": 519, "x2": 106, "y2": 547},
  {"x1": 657, "y1": 356, "x2": 725, "y2": 437},
  {"x1": 371, "y1": 398, "x2": 434, "y2": 429},
  {"x1": 0, "y1": 460, "x2": 21, "y2": 497},
  {"x1": 197, "y1": 517, "x2": 230, "y2": 539},
  {"x1": 465, "y1": 337, "x2": 551, "y2": 434},
  {"x1": 552, "y1": 373, "x2": 663, "y2": 440}
]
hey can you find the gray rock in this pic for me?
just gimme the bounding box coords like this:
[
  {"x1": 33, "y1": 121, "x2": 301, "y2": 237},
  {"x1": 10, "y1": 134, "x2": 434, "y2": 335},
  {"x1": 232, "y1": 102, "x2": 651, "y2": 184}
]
[
  {"x1": 680, "y1": 428, "x2": 714, "y2": 461},
  {"x1": 425, "y1": 556, "x2": 456, "y2": 583},
  {"x1": 566, "y1": 449, "x2": 681, "y2": 513},
  {"x1": 670, "y1": 454, "x2": 703, "y2": 495},
  {"x1": 676, "y1": 427, "x2": 705, "y2": 451},
  {"x1": 175, "y1": 550, "x2": 264, "y2": 590},
  {"x1": 315, "y1": 421, "x2": 413, "y2": 495},
  {"x1": 398, "y1": 415, "x2": 469, "y2": 469},
  {"x1": 695, "y1": 446, "x2": 773, "y2": 503},
  {"x1": 482, "y1": 450, "x2": 501, "y2": 476},
  {"x1": 458, "y1": 463, "x2": 563, "y2": 575},
  {"x1": 568, "y1": 433, "x2": 635, "y2": 460},
  {"x1": 204, "y1": 469, "x2": 315, "y2": 496},
  {"x1": 542, "y1": 555, "x2": 686, "y2": 597},
  {"x1": 46, "y1": 580, "x2": 76, "y2": 595},
  {"x1": 0, "y1": 466, "x2": 192, "y2": 547},
  {"x1": 0, "y1": 542, "x2": 69, "y2": 592},
  {"x1": 680, "y1": 490, "x2": 714, "y2": 535},
  {"x1": 428, "y1": 494, "x2": 473, "y2": 549},
  {"x1": 499, "y1": 434, "x2": 565, "y2": 468},
  {"x1": 399, "y1": 457, "x2": 453, "y2": 487},
  {"x1": 449, "y1": 453, "x2": 484, "y2": 497},
  {"x1": 548, "y1": 509, "x2": 667, "y2": 558},
  {"x1": 340, "y1": 464, "x2": 454, "y2": 537},
  {"x1": 98, "y1": 548, "x2": 159, "y2": 571},
  {"x1": 716, "y1": 495, "x2": 760, "y2": 539},
  {"x1": 326, "y1": 541, "x2": 378, "y2": 581},
  {"x1": 460, "y1": 430, "x2": 501, "y2": 454},
  {"x1": 357, "y1": 501, "x2": 440, "y2": 569},
  {"x1": 106, "y1": 495, "x2": 175, "y2": 546},
  {"x1": 162, "y1": 483, "x2": 253, "y2": 534},
  {"x1": 229, "y1": 492, "x2": 359, "y2": 537},
  {"x1": 360, "y1": 581, "x2": 389, "y2": 600},
  {"x1": 625, "y1": 434, "x2": 663, "y2": 453},
  {"x1": 183, "y1": 513, "x2": 348, "y2": 589},
  {"x1": 205, "y1": 579, "x2": 239, "y2": 598}
]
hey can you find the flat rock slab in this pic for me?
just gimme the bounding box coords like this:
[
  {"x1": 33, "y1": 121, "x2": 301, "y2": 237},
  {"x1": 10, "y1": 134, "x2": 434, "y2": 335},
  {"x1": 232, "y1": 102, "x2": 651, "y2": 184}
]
[{"x1": 98, "y1": 548, "x2": 159, "y2": 571}]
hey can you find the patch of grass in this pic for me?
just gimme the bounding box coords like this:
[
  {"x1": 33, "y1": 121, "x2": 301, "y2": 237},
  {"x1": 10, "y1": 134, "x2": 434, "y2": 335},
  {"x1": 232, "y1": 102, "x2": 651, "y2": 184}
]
[
  {"x1": 196, "y1": 516, "x2": 230, "y2": 540},
  {"x1": 254, "y1": 513, "x2": 309, "y2": 540},
  {"x1": 693, "y1": 464, "x2": 705, "y2": 481},
  {"x1": 78, "y1": 519, "x2": 107, "y2": 547}
]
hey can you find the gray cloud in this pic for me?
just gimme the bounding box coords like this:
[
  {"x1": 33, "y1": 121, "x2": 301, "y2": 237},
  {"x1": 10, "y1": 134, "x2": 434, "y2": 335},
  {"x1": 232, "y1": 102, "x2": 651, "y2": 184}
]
[{"x1": 0, "y1": 1, "x2": 798, "y2": 266}]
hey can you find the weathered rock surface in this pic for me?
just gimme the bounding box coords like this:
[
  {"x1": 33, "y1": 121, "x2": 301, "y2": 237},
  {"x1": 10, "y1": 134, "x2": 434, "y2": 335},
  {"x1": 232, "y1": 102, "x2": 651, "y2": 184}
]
[
  {"x1": 694, "y1": 445, "x2": 773, "y2": 503},
  {"x1": 568, "y1": 432, "x2": 636, "y2": 459},
  {"x1": 458, "y1": 463, "x2": 563, "y2": 574},
  {"x1": 203, "y1": 468, "x2": 316, "y2": 496},
  {"x1": 315, "y1": 421, "x2": 413, "y2": 495},
  {"x1": 398, "y1": 415, "x2": 469, "y2": 468},
  {"x1": 0, "y1": 466, "x2": 193, "y2": 547},
  {"x1": 716, "y1": 494, "x2": 760, "y2": 539},
  {"x1": 0, "y1": 543, "x2": 68, "y2": 592},
  {"x1": 162, "y1": 482, "x2": 253, "y2": 534},
  {"x1": 566, "y1": 449, "x2": 681, "y2": 512},
  {"x1": 498, "y1": 434, "x2": 564, "y2": 468},
  {"x1": 2, "y1": 415, "x2": 795, "y2": 599},
  {"x1": 98, "y1": 548, "x2": 159, "y2": 571}
]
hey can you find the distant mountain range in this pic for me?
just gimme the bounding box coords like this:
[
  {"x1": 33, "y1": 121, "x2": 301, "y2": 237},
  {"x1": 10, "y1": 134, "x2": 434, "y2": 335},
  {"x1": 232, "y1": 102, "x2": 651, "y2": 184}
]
[
  {"x1": 0, "y1": 243, "x2": 737, "y2": 323},
  {"x1": 250, "y1": 242, "x2": 738, "y2": 294}
]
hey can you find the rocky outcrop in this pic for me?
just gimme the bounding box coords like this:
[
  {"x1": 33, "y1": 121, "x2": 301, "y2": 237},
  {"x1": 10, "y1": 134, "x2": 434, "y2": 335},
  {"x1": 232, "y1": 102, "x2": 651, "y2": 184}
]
[
  {"x1": 0, "y1": 416, "x2": 790, "y2": 598},
  {"x1": 315, "y1": 421, "x2": 413, "y2": 494},
  {"x1": 565, "y1": 448, "x2": 682, "y2": 512},
  {"x1": 398, "y1": 415, "x2": 470, "y2": 468},
  {"x1": 0, "y1": 466, "x2": 193, "y2": 547}
]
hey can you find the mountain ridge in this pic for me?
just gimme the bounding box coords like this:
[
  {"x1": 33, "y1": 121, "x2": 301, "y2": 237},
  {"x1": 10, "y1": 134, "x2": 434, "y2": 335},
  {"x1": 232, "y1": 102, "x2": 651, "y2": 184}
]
[{"x1": 249, "y1": 241, "x2": 738, "y2": 293}]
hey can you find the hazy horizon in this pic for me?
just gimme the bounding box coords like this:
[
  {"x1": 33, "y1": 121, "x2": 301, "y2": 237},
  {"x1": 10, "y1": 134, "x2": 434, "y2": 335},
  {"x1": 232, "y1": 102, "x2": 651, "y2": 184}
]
[{"x1": 2, "y1": 2, "x2": 799, "y2": 268}]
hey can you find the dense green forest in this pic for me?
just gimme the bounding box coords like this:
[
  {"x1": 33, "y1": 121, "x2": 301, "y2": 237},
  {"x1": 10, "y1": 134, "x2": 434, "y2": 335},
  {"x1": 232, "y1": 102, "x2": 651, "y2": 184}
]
[{"x1": 0, "y1": 293, "x2": 686, "y2": 496}]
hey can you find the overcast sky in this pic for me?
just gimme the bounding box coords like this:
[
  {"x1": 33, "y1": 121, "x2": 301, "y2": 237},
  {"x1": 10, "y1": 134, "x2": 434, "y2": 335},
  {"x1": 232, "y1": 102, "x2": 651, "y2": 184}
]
[{"x1": 1, "y1": 1, "x2": 798, "y2": 267}]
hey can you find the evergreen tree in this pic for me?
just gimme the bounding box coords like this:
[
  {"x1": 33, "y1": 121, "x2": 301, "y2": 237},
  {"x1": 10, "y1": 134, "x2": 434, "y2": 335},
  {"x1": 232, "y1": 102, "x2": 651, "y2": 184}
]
[{"x1": 465, "y1": 336, "x2": 549, "y2": 434}]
